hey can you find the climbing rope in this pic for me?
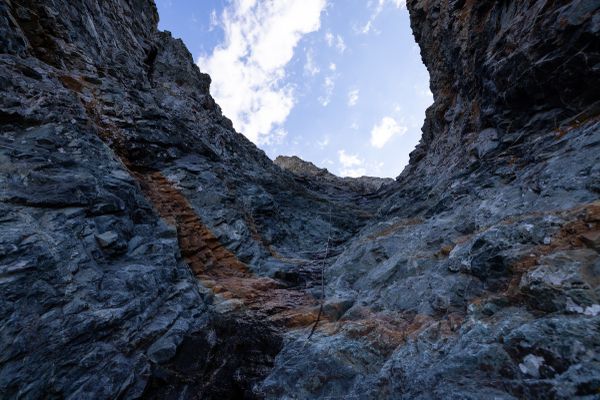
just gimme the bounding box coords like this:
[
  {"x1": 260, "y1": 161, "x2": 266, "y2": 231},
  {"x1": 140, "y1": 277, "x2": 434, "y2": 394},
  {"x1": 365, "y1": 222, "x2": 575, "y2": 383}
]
[{"x1": 307, "y1": 206, "x2": 332, "y2": 340}]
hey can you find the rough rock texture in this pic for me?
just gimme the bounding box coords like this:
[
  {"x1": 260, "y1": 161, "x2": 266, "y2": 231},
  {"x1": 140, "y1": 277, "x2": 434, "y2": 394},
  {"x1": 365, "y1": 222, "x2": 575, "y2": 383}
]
[
  {"x1": 0, "y1": 1, "x2": 377, "y2": 398},
  {"x1": 274, "y1": 155, "x2": 394, "y2": 193},
  {"x1": 405, "y1": 0, "x2": 600, "y2": 177},
  {"x1": 1, "y1": 0, "x2": 599, "y2": 399},
  {"x1": 261, "y1": 1, "x2": 600, "y2": 398}
]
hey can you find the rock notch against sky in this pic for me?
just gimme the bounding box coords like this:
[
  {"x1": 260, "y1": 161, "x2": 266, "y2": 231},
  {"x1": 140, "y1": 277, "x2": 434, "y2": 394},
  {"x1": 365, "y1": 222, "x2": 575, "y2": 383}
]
[
  {"x1": 159, "y1": 0, "x2": 430, "y2": 177},
  {"x1": 0, "y1": 0, "x2": 599, "y2": 399}
]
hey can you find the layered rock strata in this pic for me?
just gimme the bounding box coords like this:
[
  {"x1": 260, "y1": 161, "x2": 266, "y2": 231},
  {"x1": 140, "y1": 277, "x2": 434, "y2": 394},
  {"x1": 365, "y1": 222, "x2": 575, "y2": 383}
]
[
  {"x1": 0, "y1": 1, "x2": 378, "y2": 397},
  {"x1": 0, "y1": 0, "x2": 599, "y2": 399}
]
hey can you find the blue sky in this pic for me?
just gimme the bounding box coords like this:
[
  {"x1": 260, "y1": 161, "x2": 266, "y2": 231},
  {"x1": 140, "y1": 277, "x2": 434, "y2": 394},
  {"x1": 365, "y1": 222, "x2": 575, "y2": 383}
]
[{"x1": 155, "y1": 0, "x2": 431, "y2": 178}]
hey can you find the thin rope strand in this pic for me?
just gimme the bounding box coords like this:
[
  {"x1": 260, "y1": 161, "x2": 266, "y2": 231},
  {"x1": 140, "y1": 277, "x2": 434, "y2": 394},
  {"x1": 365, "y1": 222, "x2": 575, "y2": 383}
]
[{"x1": 307, "y1": 206, "x2": 332, "y2": 340}]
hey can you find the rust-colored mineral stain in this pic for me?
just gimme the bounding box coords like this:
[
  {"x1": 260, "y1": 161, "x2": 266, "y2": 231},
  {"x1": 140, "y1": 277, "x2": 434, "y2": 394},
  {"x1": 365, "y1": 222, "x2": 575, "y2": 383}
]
[
  {"x1": 132, "y1": 169, "x2": 321, "y2": 328},
  {"x1": 132, "y1": 170, "x2": 473, "y2": 338},
  {"x1": 70, "y1": 73, "x2": 468, "y2": 339},
  {"x1": 503, "y1": 201, "x2": 600, "y2": 299},
  {"x1": 58, "y1": 75, "x2": 85, "y2": 93},
  {"x1": 134, "y1": 171, "x2": 248, "y2": 276},
  {"x1": 65, "y1": 74, "x2": 322, "y2": 330}
]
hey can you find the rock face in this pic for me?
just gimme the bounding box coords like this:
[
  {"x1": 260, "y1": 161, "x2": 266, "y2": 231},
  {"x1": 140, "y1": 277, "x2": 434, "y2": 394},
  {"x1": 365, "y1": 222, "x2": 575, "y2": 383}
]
[
  {"x1": 274, "y1": 155, "x2": 394, "y2": 193},
  {"x1": 0, "y1": 0, "x2": 598, "y2": 399},
  {"x1": 0, "y1": 1, "x2": 377, "y2": 398},
  {"x1": 405, "y1": 0, "x2": 600, "y2": 178}
]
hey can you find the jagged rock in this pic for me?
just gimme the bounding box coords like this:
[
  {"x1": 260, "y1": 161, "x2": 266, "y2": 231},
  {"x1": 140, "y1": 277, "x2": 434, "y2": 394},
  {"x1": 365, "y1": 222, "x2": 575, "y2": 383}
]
[
  {"x1": 274, "y1": 155, "x2": 394, "y2": 193},
  {"x1": 473, "y1": 128, "x2": 499, "y2": 158},
  {"x1": 581, "y1": 231, "x2": 600, "y2": 251},
  {"x1": 0, "y1": 0, "x2": 599, "y2": 399},
  {"x1": 261, "y1": 1, "x2": 600, "y2": 398}
]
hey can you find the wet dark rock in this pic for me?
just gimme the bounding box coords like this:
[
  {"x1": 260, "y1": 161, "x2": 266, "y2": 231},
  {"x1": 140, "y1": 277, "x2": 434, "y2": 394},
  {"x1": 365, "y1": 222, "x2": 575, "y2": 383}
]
[{"x1": 142, "y1": 313, "x2": 282, "y2": 400}]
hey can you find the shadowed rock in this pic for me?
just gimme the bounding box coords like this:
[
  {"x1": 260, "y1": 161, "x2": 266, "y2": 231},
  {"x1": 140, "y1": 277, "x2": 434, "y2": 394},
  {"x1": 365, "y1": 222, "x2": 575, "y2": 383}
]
[{"x1": 0, "y1": 0, "x2": 598, "y2": 399}]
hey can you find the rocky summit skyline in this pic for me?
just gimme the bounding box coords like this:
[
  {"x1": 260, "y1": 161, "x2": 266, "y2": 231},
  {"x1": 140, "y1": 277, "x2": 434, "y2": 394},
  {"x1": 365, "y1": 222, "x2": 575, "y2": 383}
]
[{"x1": 156, "y1": 0, "x2": 431, "y2": 178}]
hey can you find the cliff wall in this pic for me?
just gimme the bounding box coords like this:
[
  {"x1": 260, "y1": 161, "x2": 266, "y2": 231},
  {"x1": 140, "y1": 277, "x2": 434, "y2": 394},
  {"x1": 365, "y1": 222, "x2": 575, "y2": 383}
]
[{"x1": 0, "y1": 0, "x2": 598, "y2": 399}]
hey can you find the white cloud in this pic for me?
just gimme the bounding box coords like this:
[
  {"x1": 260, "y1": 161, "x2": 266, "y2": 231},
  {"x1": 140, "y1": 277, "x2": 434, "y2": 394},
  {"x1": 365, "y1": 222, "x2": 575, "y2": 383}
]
[
  {"x1": 209, "y1": 9, "x2": 218, "y2": 31},
  {"x1": 325, "y1": 31, "x2": 346, "y2": 53},
  {"x1": 358, "y1": 0, "x2": 405, "y2": 35},
  {"x1": 318, "y1": 75, "x2": 336, "y2": 106},
  {"x1": 338, "y1": 149, "x2": 366, "y2": 177},
  {"x1": 304, "y1": 48, "x2": 320, "y2": 76},
  {"x1": 370, "y1": 116, "x2": 407, "y2": 148},
  {"x1": 317, "y1": 135, "x2": 330, "y2": 149},
  {"x1": 347, "y1": 89, "x2": 359, "y2": 107},
  {"x1": 339, "y1": 149, "x2": 362, "y2": 167},
  {"x1": 393, "y1": 0, "x2": 406, "y2": 8},
  {"x1": 262, "y1": 128, "x2": 287, "y2": 146},
  {"x1": 325, "y1": 31, "x2": 334, "y2": 46},
  {"x1": 329, "y1": 62, "x2": 336, "y2": 71},
  {"x1": 198, "y1": 0, "x2": 327, "y2": 144},
  {"x1": 341, "y1": 167, "x2": 366, "y2": 177},
  {"x1": 358, "y1": 20, "x2": 373, "y2": 35},
  {"x1": 335, "y1": 35, "x2": 346, "y2": 53}
]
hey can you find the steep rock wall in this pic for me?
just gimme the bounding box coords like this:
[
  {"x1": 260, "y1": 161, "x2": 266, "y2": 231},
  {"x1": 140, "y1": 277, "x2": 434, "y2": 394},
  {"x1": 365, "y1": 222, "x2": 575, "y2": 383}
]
[
  {"x1": 261, "y1": 1, "x2": 600, "y2": 399},
  {"x1": 0, "y1": 0, "x2": 381, "y2": 398},
  {"x1": 0, "y1": 0, "x2": 599, "y2": 399},
  {"x1": 404, "y1": 0, "x2": 600, "y2": 180}
]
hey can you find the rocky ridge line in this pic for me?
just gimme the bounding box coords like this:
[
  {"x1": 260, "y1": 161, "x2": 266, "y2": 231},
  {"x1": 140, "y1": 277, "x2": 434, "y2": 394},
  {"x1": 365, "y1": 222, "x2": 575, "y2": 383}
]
[{"x1": 274, "y1": 155, "x2": 395, "y2": 193}]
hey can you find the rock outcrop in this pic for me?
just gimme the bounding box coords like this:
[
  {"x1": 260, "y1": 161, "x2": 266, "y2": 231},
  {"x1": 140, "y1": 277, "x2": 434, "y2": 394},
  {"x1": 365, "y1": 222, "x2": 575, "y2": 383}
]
[
  {"x1": 0, "y1": 0, "x2": 599, "y2": 399},
  {"x1": 0, "y1": 1, "x2": 378, "y2": 398},
  {"x1": 274, "y1": 155, "x2": 394, "y2": 193}
]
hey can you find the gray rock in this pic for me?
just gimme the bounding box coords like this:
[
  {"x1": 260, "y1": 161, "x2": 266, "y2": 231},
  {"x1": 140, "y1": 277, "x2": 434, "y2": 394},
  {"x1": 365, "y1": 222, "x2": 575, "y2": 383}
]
[
  {"x1": 474, "y1": 128, "x2": 499, "y2": 158},
  {"x1": 1, "y1": 0, "x2": 599, "y2": 399},
  {"x1": 95, "y1": 231, "x2": 119, "y2": 247},
  {"x1": 275, "y1": 155, "x2": 394, "y2": 193}
]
